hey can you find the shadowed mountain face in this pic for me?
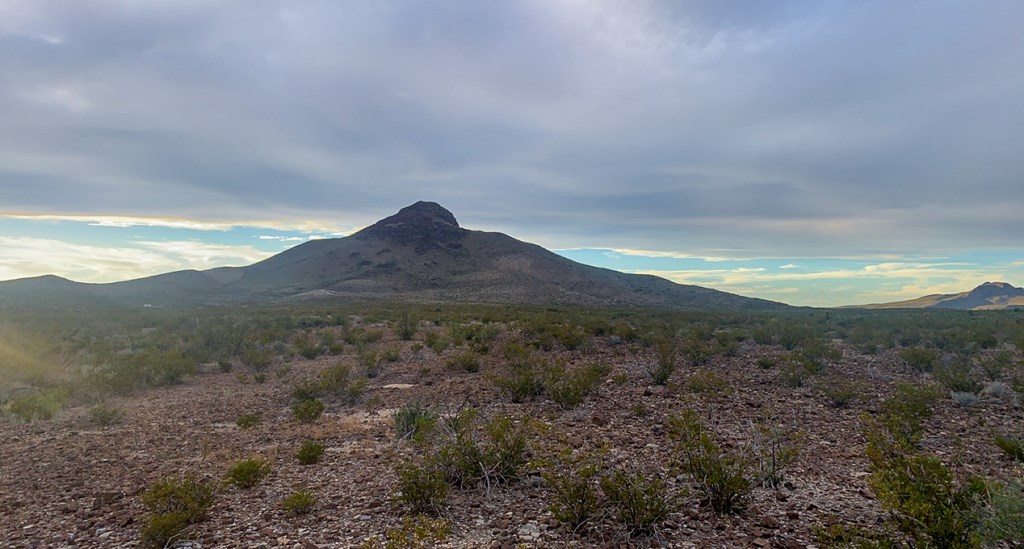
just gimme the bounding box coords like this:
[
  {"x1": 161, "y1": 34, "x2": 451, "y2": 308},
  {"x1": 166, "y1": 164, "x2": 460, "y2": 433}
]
[
  {"x1": 856, "y1": 281, "x2": 1024, "y2": 310},
  {"x1": 0, "y1": 202, "x2": 788, "y2": 310}
]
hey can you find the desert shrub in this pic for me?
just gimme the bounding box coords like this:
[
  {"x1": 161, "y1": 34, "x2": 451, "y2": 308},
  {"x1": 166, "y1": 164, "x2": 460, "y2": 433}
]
[
  {"x1": 993, "y1": 433, "x2": 1024, "y2": 462},
  {"x1": 779, "y1": 358, "x2": 817, "y2": 388},
  {"x1": 435, "y1": 411, "x2": 528, "y2": 489},
  {"x1": 950, "y1": 391, "x2": 980, "y2": 408},
  {"x1": 446, "y1": 350, "x2": 480, "y2": 373},
  {"x1": 978, "y1": 479, "x2": 1024, "y2": 547},
  {"x1": 320, "y1": 363, "x2": 367, "y2": 404},
  {"x1": 235, "y1": 412, "x2": 262, "y2": 429},
  {"x1": 4, "y1": 388, "x2": 64, "y2": 422},
  {"x1": 297, "y1": 440, "x2": 325, "y2": 465},
  {"x1": 811, "y1": 523, "x2": 900, "y2": 549},
  {"x1": 217, "y1": 360, "x2": 233, "y2": 373},
  {"x1": 756, "y1": 357, "x2": 776, "y2": 369},
  {"x1": 139, "y1": 473, "x2": 216, "y2": 548},
  {"x1": 226, "y1": 457, "x2": 271, "y2": 489},
  {"x1": 281, "y1": 488, "x2": 317, "y2": 516},
  {"x1": 977, "y1": 350, "x2": 1013, "y2": 381},
  {"x1": 253, "y1": 373, "x2": 267, "y2": 384},
  {"x1": 668, "y1": 409, "x2": 753, "y2": 514},
  {"x1": 934, "y1": 359, "x2": 983, "y2": 394},
  {"x1": 646, "y1": 341, "x2": 677, "y2": 385},
  {"x1": 358, "y1": 348, "x2": 384, "y2": 378},
  {"x1": 865, "y1": 427, "x2": 985, "y2": 548},
  {"x1": 750, "y1": 420, "x2": 802, "y2": 489},
  {"x1": 292, "y1": 381, "x2": 323, "y2": 401},
  {"x1": 599, "y1": 467, "x2": 673, "y2": 535},
  {"x1": 88, "y1": 350, "x2": 197, "y2": 394},
  {"x1": 382, "y1": 346, "x2": 401, "y2": 363},
  {"x1": 396, "y1": 462, "x2": 449, "y2": 515},
  {"x1": 544, "y1": 455, "x2": 601, "y2": 529},
  {"x1": 816, "y1": 377, "x2": 867, "y2": 408},
  {"x1": 393, "y1": 402, "x2": 437, "y2": 441},
  {"x1": 243, "y1": 348, "x2": 273, "y2": 372},
  {"x1": 982, "y1": 381, "x2": 1013, "y2": 401},
  {"x1": 494, "y1": 354, "x2": 546, "y2": 403},
  {"x1": 395, "y1": 310, "x2": 418, "y2": 341},
  {"x1": 685, "y1": 369, "x2": 734, "y2": 397},
  {"x1": 89, "y1": 403, "x2": 124, "y2": 427},
  {"x1": 879, "y1": 382, "x2": 942, "y2": 447},
  {"x1": 295, "y1": 338, "x2": 322, "y2": 360},
  {"x1": 543, "y1": 361, "x2": 605, "y2": 409},
  {"x1": 900, "y1": 346, "x2": 940, "y2": 373},
  {"x1": 424, "y1": 331, "x2": 447, "y2": 353},
  {"x1": 292, "y1": 399, "x2": 325, "y2": 423},
  {"x1": 362, "y1": 516, "x2": 451, "y2": 549}
]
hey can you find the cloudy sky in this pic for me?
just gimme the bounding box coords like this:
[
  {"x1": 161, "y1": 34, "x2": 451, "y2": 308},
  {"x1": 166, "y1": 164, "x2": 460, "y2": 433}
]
[{"x1": 2, "y1": 0, "x2": 1022, "y2": 306}]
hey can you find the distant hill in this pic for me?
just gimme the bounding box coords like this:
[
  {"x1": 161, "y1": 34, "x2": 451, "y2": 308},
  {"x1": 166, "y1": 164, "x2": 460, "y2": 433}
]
[
  {"x1": 855, "y1": 282, "x2": 1024, "y2": 310},
  {"x1": 0, "y1": 202, "x2": 789, "y2": 311}
]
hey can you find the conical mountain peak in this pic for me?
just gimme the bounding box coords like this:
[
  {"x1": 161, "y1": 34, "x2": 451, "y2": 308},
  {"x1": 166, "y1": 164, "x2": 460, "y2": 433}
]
[{"x1": 377, "y1": 201, "x2": 459, "y2": 229}]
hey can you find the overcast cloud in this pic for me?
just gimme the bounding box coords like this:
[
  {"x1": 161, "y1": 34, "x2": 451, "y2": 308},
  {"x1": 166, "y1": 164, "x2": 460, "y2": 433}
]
[{"x1": 1, "y1": 1, "x2": 1022, "y2": 303}]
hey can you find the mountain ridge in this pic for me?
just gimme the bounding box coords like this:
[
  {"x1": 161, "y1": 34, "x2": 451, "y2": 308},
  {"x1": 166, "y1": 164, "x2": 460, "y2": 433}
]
[
  {"x1": 0, "y1": 202, "x2": 788, "y2": 311},
  {"x1": 853, "y1": 281, "x2": 1024, "y2": 310}
]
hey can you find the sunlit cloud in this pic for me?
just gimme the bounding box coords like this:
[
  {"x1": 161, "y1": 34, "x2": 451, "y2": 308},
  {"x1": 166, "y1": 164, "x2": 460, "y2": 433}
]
[
  {"x1": 0, "y1": 237, "x2": 271, "y2": 283},
  {"x1": 2, "y1": 214, "x2": 348, "y2": 234}
]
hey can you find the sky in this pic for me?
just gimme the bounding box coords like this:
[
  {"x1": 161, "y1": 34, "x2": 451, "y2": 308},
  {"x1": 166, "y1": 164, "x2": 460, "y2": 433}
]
[{"x1": 1, "y1": 0, "x2": 1023, "y2": 307}]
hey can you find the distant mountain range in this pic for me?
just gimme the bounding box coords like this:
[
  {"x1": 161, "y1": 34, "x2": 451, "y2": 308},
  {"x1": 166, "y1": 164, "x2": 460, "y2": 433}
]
[
  {"x1": 0, "y1": 202, "x2": 787, "y2": 311},
  {"x1": 856, "y1": 281, "x2": 1024, "y2": 310}
]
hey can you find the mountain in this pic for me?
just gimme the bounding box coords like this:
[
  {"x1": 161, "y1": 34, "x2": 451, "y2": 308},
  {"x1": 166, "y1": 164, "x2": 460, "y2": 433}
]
[
  {"x1": 856, "y1": 282, "x2": 1024, "y2": 310},
  {"x1": 0, "y1": 202, "x2": 788, "y2": 310}
]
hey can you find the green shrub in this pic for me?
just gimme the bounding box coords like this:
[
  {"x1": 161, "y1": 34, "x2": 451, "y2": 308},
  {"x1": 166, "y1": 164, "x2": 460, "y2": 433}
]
[
  {"x1": 320, "y1": 363, "x2": 367, "y2": 404},
  {"x1": 994, "y1": 433, "x2": 1024, "y2": 462},
  {"x1": 396, "y1": 462, "x2": 449, "y2": 515},
  {"x1": 756, "y1": 357, "x2": 776, "y2": 369},
  {"x1": 934, "y1": 360, "x2": 983, "y2": 394},
  {"x1": 668, "y1": 409, "x2": 753, "y2": 514},
  {"x1": 543, "y1": 361, "x2": 604, "y2": 409},
  {"x1": 978, "y1": 479, "x2": 1024, "y2": 547},
  {"x1": 358, "y1": 348, "x2": 384, "y2": 378},
  {"x1": 4, "y1": 389, "x2": 63, "y2": 422},
  {"x1": 446, "y1": 350, "x2": 480, "y2": 373},
  {"x1": 977, "y1": 351, "x2": 1012, "y2": 381},
  {"x1": 382, "y1": 346, "x2": 401, "y2": 363},
  {"x1": 646, "y1": 341, "x2": 677, "y2": 385},
  {"x1": 544, "y1": 455, "x2": 601, "y2": 529},
  {"x1": 811, "y1": 523, "x2": 900, "y2": 549},
  {"x1": 899, "y1": 346, "x2": 940, "y2": 372},
  {"x1": 395, "y1": 310, "x2": 418, "y2": 341},
  {"x1": 253, "y1": 372, "x2": 267, "y2": 384},
  {"x1": 779, "y1": 358, "x2": 817, "y2": 388},
  {"x1": 435, "y1": 411, "x2": 528, "y2": 488},
  {"x1": 217, "y1": 360, "x2": 233, "y2": 373},
  {"x1": 685, "y1": 369, "x2": 734, "y2": 397},
  {"x1": 879, "y1": 382, "x2": 942, "y2": 447},
  {"x1": 599, "y1": 467, "x2": 673, "y2": 535},
  {"x1": 88, "y1": 403, "x2": 124, "y2": 427},
  {"x1": 297, "y1": 440, "x2": 325, "y2": 465},
  {"x1": 226, "y1": 457, "x2": 271, "y2": 489},
  {"x1": 362, "y1": 516, "x2": 451, "y2": 549},
  {"x1": 236, "y1": 412, "x2": 261, "y2": 429},
  {"x1": 292, "y1": 399, "x2": 325, "y2": 424},
  {"x1": 393, "y1": 402, "x2": 437, "y2": 441},
  {"x1": 281, "y1": 488, "x2": 317, "y2": 516},
  {"x1": 817, "y1": 377, "x2": 868, "y2": 408},
  {"x1": 139, "y1": 473, "x2": 216, "y2": 548},
  {"x1": 495, "y1": 355, "x2": 545, "y2": 403},
  {"x1": 424, "y1": 331, "x2": 447, "y2": 353}
]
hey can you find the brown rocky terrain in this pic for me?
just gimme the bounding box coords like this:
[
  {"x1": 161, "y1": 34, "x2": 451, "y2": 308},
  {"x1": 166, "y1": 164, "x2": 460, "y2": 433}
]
[{"x1": 2, "y1": 319, "x2": 1020, "y2": 548}]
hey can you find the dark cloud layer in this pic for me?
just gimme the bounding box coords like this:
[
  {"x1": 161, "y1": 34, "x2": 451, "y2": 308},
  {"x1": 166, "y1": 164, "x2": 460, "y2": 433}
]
[{"x1": 2, "y1": 0, "x2": 1022, "y2": 258}]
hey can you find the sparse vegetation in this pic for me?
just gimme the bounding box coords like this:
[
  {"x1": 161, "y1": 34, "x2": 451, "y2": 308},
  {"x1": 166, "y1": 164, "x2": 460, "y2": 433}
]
[
  {"x1": 297, "y1": 440, "x2": 325, "y2": 465},
  {"x1": 226, "y1": 457, "x2": 271, "y2": 489},
  {"x1": 281, "y1": 487, "x2": 317, "y2": 516},
  {"x1": 139, "y1": 473, "x2": 216, "y2": 548},
  {"x1": 599, "y1": 466, "x2": 674, "y2": 535},
  {"x1": 236, "y1": 412, "x2": 262, "y2": 429},
  {"x1": 292, "y1": 398, "x2": 326, "y2": 423}
]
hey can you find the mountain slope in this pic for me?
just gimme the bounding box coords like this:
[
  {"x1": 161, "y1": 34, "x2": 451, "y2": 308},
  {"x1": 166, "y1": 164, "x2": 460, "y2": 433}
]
[
  {"x1": 0, "y1": 202, "x2": 788, "y2": 310},
  {"x1": 856, "y1": 282, "x2": 1024, "y2": 310}
]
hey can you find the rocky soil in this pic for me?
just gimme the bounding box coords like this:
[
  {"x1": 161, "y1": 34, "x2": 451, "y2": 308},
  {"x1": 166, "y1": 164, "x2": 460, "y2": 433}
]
[{"x1": 1, "y1": 325, "x2": 1021, "y2": 548}]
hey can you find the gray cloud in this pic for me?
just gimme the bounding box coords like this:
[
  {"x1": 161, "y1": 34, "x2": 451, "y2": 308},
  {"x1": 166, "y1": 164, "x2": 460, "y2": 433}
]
[{"x1": 1, "y1": 0, "x2": 1023, "y2": 258}]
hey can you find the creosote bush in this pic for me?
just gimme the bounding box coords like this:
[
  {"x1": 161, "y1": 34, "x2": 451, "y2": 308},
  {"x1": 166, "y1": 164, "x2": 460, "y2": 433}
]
[
  {"x1": 899, "y1": 346, "x2": 940, "y2": 372},
  {"x1": 393, "y1": 402, "x2": 438, "y2": 441},
  {"x1": 139, "y1": 473, "x2": 216, "y2": 548},
  {"x1": 446, "y1": 350, "x2": 481, "y2": 373},
  {"x1": 297, "y1": 440, "x2": 325, "y2": 465},
  {"x1": 669, "y1": 409, "x2": 754, "y2": 514},
  {"x1": 227, "y1": 457, "x2": 271, "y2": 489},
  {"x1": 361, "y1": 516, "x2": 451, "y2": 549},
  {"x1": 543, "y1": 453, "x2": 602, "y2": 530},
  {"x1": 994, "y1": 432, "x2": 1024, "y2": 462},
  {"x1": 236, "y1": 412, "x2": 261, "y2": 429},
  {"x1": 88, "y1": 403, "x2": 124, "y2": 427},
  {"x1": 599, "y1": 467, "x2": 673, "y2": 535},
  {"x1": 878, "y1": 382, "x2": 942, "y2": 447},
  {"x1": 281, "y1": 488, "x2": 317, "y2": 516},
  {"x1": 292, "y1": 398, "x2": 325, "y2": 424},
  {"x1": 396, "y1": 461, "x2": 449, "y2": 515},
  {"x1": 645, "y1": 341, "x2": 677, "y2": 386},
  {"x1": 543, "y1": 361, "x2": 607, "y2": 409}
]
